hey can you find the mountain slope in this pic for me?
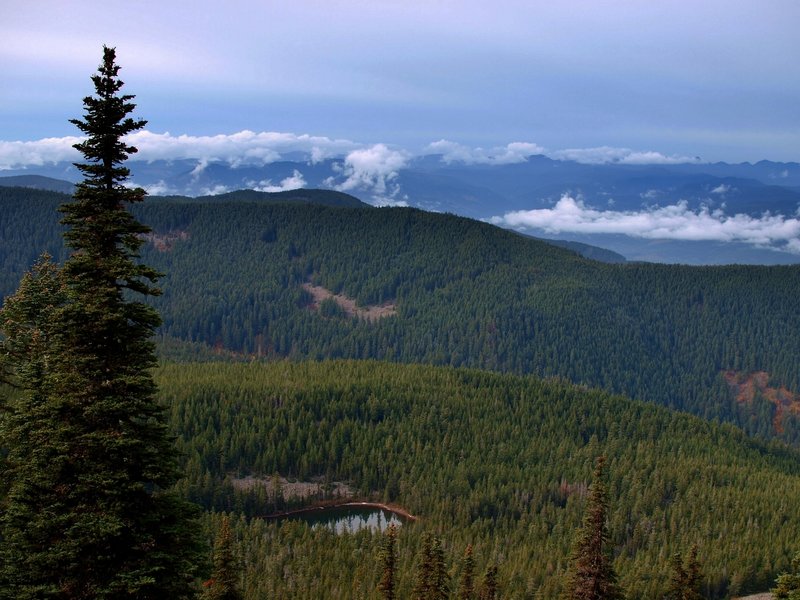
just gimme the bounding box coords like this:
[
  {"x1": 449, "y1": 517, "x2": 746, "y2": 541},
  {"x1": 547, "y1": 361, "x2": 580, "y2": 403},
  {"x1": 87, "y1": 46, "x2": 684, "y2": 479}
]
[
  {"x1": 162, "y1": 360, "x2": 800, "y2": 598},
  {"x1": 2, "y1": 186, "x2": 799, "y2": 442}
]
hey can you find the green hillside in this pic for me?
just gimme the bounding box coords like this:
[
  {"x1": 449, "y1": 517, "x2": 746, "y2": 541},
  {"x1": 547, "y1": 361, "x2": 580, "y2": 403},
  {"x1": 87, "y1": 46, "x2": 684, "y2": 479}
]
[
  {"x1": 160, "y1": 360, "x2": 800, "y2": 599},
  {"x1": 2, "y1": 186, "x2": 800, "y2": 442}
]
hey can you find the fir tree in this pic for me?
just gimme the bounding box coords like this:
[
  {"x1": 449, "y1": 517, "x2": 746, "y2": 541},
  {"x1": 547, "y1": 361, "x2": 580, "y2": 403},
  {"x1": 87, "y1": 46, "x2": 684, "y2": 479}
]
[
  {"x1": 413, "y1": 532, "x2": 449, "y2": 600},
  {"x1": 0, "y1": 46, "x2": 204, "y2": 599},
  {"x1": 479, "y1": 564, "x2": 499, "y2": 600},
  {"x1": 203, "y1": 515, "x2": 242, "y2": 600},
  {"x1": 430, "y1": 535, "x2": 450, "y2": 600},
  {"x1": 774, "y1": 552, "x2": 800, "y2": 599},
  {"x1": 378, "y1": 524, "x2": 398, "y2": 600},
  {"x1": 665, "y1": 545, "x2": 704, "y2": 600},
  {"x1": 457, "y1": 544, "x2": 476, "y2": 600},
  {"x1": 413, "y1": 533, "x2": 435, "y2": 600},
  {"x1": 562, "y1": 456, "x2": 624, "y2": 600}
]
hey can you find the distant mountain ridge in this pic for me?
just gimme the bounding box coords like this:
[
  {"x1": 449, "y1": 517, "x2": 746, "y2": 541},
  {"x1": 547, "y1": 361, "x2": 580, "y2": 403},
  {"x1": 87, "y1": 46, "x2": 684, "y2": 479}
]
[
  {"x1": 3, "y1": 154, "x2": 799, "y2": 264},
  {"x1": 0, "y1": 174, "x2": 75, "y2": 194}
]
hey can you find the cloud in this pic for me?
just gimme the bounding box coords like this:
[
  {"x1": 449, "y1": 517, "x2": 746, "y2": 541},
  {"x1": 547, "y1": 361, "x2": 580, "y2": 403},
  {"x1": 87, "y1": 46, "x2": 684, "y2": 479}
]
[
  {"x1": 551, "y1": 146, "x2": 701, "y2": 165},
  {"x1": 0, "y1": 136, "x2": 82, "y2": 169},
  {"x1": 0, "y1": 130, "x2": 360, "y2": 170},
  {"x1": 425, "y1": 140, "x2": 545, "y2": 164},
  {"x1": 127, "y1": 130, "x2": 358, "y2": 166},
  {"x1": 710, "y1": 183, "x2": 731, "y2": 194},
  {"x1": 253, "y1": 170, "x2": 307, "y2": 193},
  {"x1": 489, "y1": 195, "x2": 800, "y2": 253},
  {"x1": 198, "y1": 184, "x2": 230, "y2": 196},
  {"x1": 327, "y1": 144, "x2": 410, "y2": 205},
  {"x1": 139, "y1": 180, "x2": 174, "y2": 196},
  {"x1": 2, "y1": 131, "x2": 707, "y2": 172}
]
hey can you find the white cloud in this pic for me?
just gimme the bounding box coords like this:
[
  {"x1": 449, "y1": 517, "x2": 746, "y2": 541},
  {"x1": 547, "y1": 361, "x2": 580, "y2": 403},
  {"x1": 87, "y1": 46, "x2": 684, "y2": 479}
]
[
  {"x1": 127, "y1": 130, "x2": 358, "y2": 166},
  {"x1": 551, "y1": 146, "x2": 701, "y2": 165},
  {"x1": 139, "y1": 180, "x2": 174, "y2": 196},
  {"x1": 0, "y1": 136, "x2": 82, "y2": 169},
  {"x1": 198, "y1": 184, "x2": 230, "y2": 196},
  {"x1": 710, "y1": 183, "x2": 731, "y2": 194},
  {"x1": 253, "y1": 170, "x2": 307, "y2": 193},
  {"x1": 329, "y1": 144, "x2": 410, "y2": 205},
  {"x1": 489, "y1": 194, "x2": 800, "y2": 253},
  {"x1": 426, "y1": 139, "x2": 545, "y2": 164},
  {"x1": 0, "y1": 130, "x2": 360, "y2": 170},
  {"x1": 1, "y1": 131, "x2": 709, "y2": 172}
]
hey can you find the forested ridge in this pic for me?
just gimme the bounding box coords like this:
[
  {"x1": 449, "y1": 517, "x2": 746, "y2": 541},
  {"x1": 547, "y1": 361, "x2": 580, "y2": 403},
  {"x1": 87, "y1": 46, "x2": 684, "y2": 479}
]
[
  {"x1": 2, "y1": 186, "x2": 799, "y2": 442},
  {"x1": 159, "y1": 360, "x2": 800, "y2": 598}
]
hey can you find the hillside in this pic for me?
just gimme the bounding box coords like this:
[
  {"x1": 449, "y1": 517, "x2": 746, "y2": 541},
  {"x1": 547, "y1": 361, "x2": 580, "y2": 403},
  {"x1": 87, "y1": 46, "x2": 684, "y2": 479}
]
[
  {"x1": 2, "y1": 186, "x2": 800, "y2": 442},
  {"x1": 161, "y1": 360, "x2": 800, "y2": 598}
]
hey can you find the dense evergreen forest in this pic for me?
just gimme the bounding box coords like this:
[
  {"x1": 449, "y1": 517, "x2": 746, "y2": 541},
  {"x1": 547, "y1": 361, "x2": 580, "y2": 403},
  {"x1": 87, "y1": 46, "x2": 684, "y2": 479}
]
[
  {"x1": 161, "y1": 360, "x2": 800, "y2": 598},
  {"x1": 2, "y1": 186, "x2": 799, "y2": 443}
]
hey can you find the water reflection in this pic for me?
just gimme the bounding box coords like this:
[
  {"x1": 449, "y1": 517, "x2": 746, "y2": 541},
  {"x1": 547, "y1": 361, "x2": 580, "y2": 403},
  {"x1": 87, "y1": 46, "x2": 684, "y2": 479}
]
[{"x1": 277, "y1": 505, "x2": 408, "y2": 534}]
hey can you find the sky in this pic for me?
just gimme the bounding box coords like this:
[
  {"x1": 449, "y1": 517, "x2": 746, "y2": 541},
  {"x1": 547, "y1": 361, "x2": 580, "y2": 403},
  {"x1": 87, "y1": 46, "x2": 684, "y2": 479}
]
[{"x1": 2, "y1": 0, "x2": 799, "y2": 167}]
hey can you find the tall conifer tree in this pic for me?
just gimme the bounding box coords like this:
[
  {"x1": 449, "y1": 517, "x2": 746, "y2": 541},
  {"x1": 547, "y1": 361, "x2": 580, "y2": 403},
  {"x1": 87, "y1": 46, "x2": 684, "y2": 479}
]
[
  {"x1": 0, "y1": 46, "x2": 203, "y2": 599},
  {"x1": 378, "y1": 524, "x2": 398, "y2": 600},
  {"x1": 562, "y1": 456, "x2": 624, "y2": 600},
  {"x1": 203, "y1": 515, "x2": 242, "y2": 600}
]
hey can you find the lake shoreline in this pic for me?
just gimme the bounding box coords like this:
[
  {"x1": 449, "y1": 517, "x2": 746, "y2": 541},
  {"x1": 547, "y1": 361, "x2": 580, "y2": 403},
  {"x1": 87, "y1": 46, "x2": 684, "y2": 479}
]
[{"x1": 262, "y1": 499, "x2": 418, "y2": 522}]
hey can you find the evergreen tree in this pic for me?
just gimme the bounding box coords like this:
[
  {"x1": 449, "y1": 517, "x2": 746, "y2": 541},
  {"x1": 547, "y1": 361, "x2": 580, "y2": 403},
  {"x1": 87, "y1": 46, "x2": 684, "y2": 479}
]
[
  {"x1": 664, "y1": 545, "x2": 704, "y2": 600},
  {"x1": 413, "y1": 533, "x2": 435, "y2": 600},
  {"x1": 430, "y1": 535, "x2": 450, "y2": 600},
  {"x1": 774, "y1": 552, "x2": 800, "y2": 599},
  {"x1": 0, "y1": 46, "x2": 204, "y2": 599},
  {"x1": 457, "y1": 544, "x2": 476, "y2": 600},
  {"x1": 684, "y1": 545, "x2": 704, "y2": 600},
  {"x1": 562, "y1": 456, "x2": 624, "y2": 600},
  {"x1": 0, "y1": 256, "x2": 69, "y2": 598},
  {"x1": 203, "y1": 515, "x2": 242, "y2": 600},
  {"x1": 413, "y1": 532, "x2": 448, "y2": 600},
  {"x1": 378, "y1": 524, "x2": 398, "y2": 600},
  {"x1": 479, "y1": 564, "x2": 499, "y2": 600}
]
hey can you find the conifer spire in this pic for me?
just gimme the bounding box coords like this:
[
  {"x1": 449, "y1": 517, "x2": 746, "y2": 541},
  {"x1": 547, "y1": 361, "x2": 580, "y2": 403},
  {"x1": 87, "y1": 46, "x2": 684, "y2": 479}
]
[{"x1": 562, "y1": 456, "x2": 624, "y2": 600}]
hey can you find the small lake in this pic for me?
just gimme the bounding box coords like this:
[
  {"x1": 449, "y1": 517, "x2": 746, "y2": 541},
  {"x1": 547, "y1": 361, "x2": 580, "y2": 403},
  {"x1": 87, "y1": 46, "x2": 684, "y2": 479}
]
[{"x1": 273, "y1": 504, "x2": 410, "y2": 534}]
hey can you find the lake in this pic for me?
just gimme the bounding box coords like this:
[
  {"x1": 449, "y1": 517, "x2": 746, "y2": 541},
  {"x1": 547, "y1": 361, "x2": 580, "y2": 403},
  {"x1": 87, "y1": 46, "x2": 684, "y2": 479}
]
[{"x1": 272, "y1": 503, "x2": 411, "y2": 534}]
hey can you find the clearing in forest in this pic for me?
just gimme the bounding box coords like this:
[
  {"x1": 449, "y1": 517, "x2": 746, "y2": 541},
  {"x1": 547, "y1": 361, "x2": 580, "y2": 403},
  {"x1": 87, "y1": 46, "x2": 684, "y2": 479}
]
[{"x1": 301, "y1": 282, "x2": 397, "y2": 321}]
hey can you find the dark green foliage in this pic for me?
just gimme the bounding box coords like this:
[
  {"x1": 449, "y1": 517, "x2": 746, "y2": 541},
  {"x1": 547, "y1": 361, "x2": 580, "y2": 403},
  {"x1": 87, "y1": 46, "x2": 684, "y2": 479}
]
[
  {"x1": 480, "y1": 565, "x2": 499, "y2": 600},
  {"x1": 378, "y1": 523, "x2": 398, "y2": 600},
  {"x1": 774, "y1": 552, "x2": 800, "y2": 599},
  {"x1": 3, "y1": 191, "x2": 799, "y2": 442},
  {"x1": 319, "y1": 296, "x2": 347, "y2": 319},
  {"x1": 412, "y1": 533, "x2": 449, "y2": 600},
  {"x1": 665, "y1": 545, "x2": 704, "y2": 600},
  {"x1": 0, "y1": 47, "x2": 203, "y2": 599},
  {"x1": 457, "y1": 544, "x2": 476, "y2": 600},
  {"x1": 562, "y1": 456, "x2": 624, "y2": 600},
  {"x1": 157, "y1": 360, "x2": 800, "y2": 598},
  {"x1": 203, "y1": 515, "x2": 243, "y2": 600},
  {"x1": 413, "y1": 533, "x2": 435, "y2": 600},
  {"x1": 191, "y1": 187, "x2": 368, "y2": 207}
]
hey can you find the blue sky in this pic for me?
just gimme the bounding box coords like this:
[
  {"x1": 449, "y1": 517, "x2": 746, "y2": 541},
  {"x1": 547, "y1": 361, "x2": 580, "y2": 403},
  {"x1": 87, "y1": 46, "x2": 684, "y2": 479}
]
[{"x1": 2, "y1": 0, "x2": 799, "y2": 165}]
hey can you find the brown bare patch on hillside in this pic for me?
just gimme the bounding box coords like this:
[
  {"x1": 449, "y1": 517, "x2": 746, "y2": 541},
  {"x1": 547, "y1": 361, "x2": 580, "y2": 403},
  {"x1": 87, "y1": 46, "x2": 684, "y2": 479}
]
[
  {"x1": 141, "y1": 229, "x2": 189, "y2": 252},
  {"x1": 302, "y1": 282, "x2": 397, "y2": 321},
  {"x1": 232, "y1": 475, "x2": 354, "y2": 501},
  {"x1": 724, "y1": 370, "x2": 800, "y2": 434}
]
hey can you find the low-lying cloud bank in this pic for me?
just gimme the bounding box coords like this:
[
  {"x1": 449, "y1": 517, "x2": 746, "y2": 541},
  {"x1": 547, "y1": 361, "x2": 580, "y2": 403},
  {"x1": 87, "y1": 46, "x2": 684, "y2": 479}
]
[
  {"x1": 0, "y1": 130, "x2": 359, "y2": 170},
  {"x1": 490, "y1": 195, "x2": 800, "y2": 254},
  {"x1": 0, "y1": 130, "x2": 705, "y2": 171},
  {"x1": 425, "y1": 140, "x2": 546, "y2": 165}
]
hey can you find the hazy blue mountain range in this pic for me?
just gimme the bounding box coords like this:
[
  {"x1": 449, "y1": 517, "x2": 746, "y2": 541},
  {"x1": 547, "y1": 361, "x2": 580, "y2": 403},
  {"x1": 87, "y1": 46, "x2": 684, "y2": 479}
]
[{"x1": 3, "y1": 154, "x2": 799, "y2": 264}]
